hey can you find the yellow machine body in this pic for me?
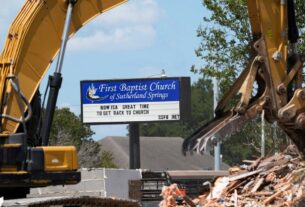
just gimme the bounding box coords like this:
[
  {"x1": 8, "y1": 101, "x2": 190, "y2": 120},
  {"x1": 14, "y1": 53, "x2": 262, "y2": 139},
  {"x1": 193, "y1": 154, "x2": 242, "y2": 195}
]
[
  {"x1": 0, "y1": 0, "x2": 128, "y2": 197},
  {"x1": 40, "y1": 146, "x2": 78, "y2": 172}
]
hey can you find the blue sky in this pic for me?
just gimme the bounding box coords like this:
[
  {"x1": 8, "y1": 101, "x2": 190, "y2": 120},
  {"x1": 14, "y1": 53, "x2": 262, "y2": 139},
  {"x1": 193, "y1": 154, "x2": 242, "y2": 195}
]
[{"x1": 0, "y1": 0, "x2": 205, "y2": 140}]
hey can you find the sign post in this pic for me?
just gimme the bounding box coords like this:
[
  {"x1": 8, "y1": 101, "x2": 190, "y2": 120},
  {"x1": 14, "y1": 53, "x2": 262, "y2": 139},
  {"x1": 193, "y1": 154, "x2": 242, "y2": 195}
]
[
  {"x1": 80, "y1": 77, "x2": 191, "y2": 169},
  {"x1": 129, "y1": 123, "x2": 140, "y2": 169}
]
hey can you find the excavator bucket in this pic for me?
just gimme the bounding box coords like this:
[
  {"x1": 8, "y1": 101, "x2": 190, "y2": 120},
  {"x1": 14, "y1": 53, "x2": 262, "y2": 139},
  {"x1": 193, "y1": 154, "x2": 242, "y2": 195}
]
[
  {"x1": 183, "y1": 0, "x2": 305, "y2": 156},
  {"x1": 183, "y1": 53, "x2": 267, "y2": 154}
]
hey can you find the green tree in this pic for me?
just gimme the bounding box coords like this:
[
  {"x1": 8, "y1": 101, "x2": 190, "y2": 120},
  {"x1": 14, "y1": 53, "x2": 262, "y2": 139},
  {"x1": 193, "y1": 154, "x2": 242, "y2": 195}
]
[
  {"x1": 192, "y1": 0, "x2": 251, "y2": 90},
  {"x1": 221, "y1": 119, "x2": 290, "y2": 165},
  {"x1": 100, "y1": 151, "x2": 117, "y2": 168},
  {"x1": 193, "y1": 0, "x2": 305, "y2": 84},
  {"x1": 192, "y1": 0, "x2": 304, "y2": 164},
  {"x1": 50, "y1": 108, "x2": 117, "y2": 168},
  {"x1": 50, "y1": 108, "x2": 94, "y2": 148}
]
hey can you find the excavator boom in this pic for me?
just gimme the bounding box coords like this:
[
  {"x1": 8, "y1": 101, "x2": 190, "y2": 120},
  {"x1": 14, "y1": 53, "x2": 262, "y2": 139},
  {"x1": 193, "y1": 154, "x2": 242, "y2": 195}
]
[
  {"x1": 183, "y1": 0, "x2": 305, "y2": 155},
  {"x1": 0, "y1": 0, "x2": 127, "y2": 134},
  {"x1": 0, "y1": 0, "x2": 127, "y2": 199}
]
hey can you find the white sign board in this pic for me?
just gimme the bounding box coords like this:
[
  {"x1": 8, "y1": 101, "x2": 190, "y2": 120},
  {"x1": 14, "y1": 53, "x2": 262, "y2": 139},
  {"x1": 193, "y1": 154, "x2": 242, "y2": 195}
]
[{"x1": 80, "y1": 77, "x2": 190, "y2": 124}]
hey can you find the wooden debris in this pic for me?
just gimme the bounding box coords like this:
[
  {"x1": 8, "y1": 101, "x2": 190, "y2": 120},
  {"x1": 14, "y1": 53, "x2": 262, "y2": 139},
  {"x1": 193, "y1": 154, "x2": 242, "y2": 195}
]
[
  {"x1": 250, "y1": 177, "x2": 264, "y2": 193},
  {"x1": 229, "y1": 166, "x2": 242, "y2": 174},
  {"x1": 182, "y1": 195, "x2": 196, "y2": 207},
  {"x1": 263, "y1": 184, "x2": 291, "y2": 205},
  {"x1": 159, "y1": 145, "x2": 305, "y2": 207},
  {"x1": 229, "y1": 168, "x2": 263, "y2": 182},
  {"x1": 247, "y1": 157, "x2": 263, "y2": 171}
]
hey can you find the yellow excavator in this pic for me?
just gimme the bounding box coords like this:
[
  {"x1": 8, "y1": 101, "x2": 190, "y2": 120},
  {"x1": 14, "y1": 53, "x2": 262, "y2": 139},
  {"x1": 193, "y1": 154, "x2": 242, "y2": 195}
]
[
  {"x1": 183, "y1": 0, "x2": 305, "y2": 156},
  {"x1": 0, "y1": 0, "x2": 131, "y2": 202},
  {"x1": 0, "y1": 0, "x2": 303, "y2": 205}
]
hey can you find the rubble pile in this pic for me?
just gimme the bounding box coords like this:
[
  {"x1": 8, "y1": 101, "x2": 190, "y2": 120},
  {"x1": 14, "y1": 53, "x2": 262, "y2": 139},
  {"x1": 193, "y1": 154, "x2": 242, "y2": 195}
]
[{"x1": 160, "y1": 145, "x2": 305, "y2": 207}]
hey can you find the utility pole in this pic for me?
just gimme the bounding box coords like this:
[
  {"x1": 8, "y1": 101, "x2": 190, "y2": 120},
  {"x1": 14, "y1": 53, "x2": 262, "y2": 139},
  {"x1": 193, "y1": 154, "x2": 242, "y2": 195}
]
[
  {"x1": 213, "y1": 78, "x2": 221, "y2": 170},
  {"x1": 261, "y1": 110, "x2": 265, "y2": 157},
  {"x1": 273, "y1": 122, "x2": 278, "y2": 154}
]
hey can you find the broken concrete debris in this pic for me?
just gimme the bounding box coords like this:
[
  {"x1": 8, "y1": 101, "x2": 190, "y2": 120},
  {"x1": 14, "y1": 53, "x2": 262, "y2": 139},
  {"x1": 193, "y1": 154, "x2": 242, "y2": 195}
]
[{"x1": 160, "y1": 145, "x2": 305, "y2": 207}]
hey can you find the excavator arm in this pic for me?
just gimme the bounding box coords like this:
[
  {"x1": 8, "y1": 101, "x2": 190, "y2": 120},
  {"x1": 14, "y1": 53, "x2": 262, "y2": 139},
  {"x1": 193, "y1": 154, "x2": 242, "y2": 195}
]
[
  {"x1": 183, "y1": 0, "x2": 305, "y2": 155},
  {"x1": 0, "y1": 0, "x2": 127, "y2": 199},
  {"x1": 0, "y1": 0, "x2": 127, "y2": 135}
]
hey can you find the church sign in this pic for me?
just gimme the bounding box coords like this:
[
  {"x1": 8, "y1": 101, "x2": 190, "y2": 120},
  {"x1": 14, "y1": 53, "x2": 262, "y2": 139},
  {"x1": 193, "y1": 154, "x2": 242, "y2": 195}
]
[{"x1": 80, "y1": 77, "x2": 190, "y2": 124}]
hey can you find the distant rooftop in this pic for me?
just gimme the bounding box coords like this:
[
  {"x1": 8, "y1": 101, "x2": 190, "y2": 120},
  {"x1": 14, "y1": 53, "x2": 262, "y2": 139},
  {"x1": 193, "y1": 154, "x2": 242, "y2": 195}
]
[{"x1": 99, "y1": 136, "x2": 229, "y2": 171}]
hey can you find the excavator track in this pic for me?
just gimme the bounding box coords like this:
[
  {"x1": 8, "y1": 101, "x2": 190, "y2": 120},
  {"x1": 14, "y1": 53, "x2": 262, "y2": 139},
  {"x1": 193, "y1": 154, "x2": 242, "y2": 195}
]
[{"x1": 4, "y1": 196, "x2": 140, "y2": 207}]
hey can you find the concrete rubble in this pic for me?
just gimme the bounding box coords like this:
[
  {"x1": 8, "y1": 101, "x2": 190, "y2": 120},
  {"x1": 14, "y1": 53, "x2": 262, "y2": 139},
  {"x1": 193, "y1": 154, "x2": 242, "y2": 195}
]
[{"x1": 160, "y1": 145, "x2": 305, "y2": 207}]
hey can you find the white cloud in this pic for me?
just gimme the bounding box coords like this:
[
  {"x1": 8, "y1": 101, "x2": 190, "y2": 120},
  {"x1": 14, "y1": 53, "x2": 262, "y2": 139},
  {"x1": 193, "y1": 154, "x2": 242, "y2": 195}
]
[
  {"x1": 68, "y1": 0, "x2": 161, "y2": 52},
  {"x1": 0, "y1": 0, "x2": 161, "y2": 53},
  {"x1": 68, "y1": 25, "x2": 155, "y2": 51},
  {"x1": 94, "y1": 0, "x2": 161, "y2": 27}
]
